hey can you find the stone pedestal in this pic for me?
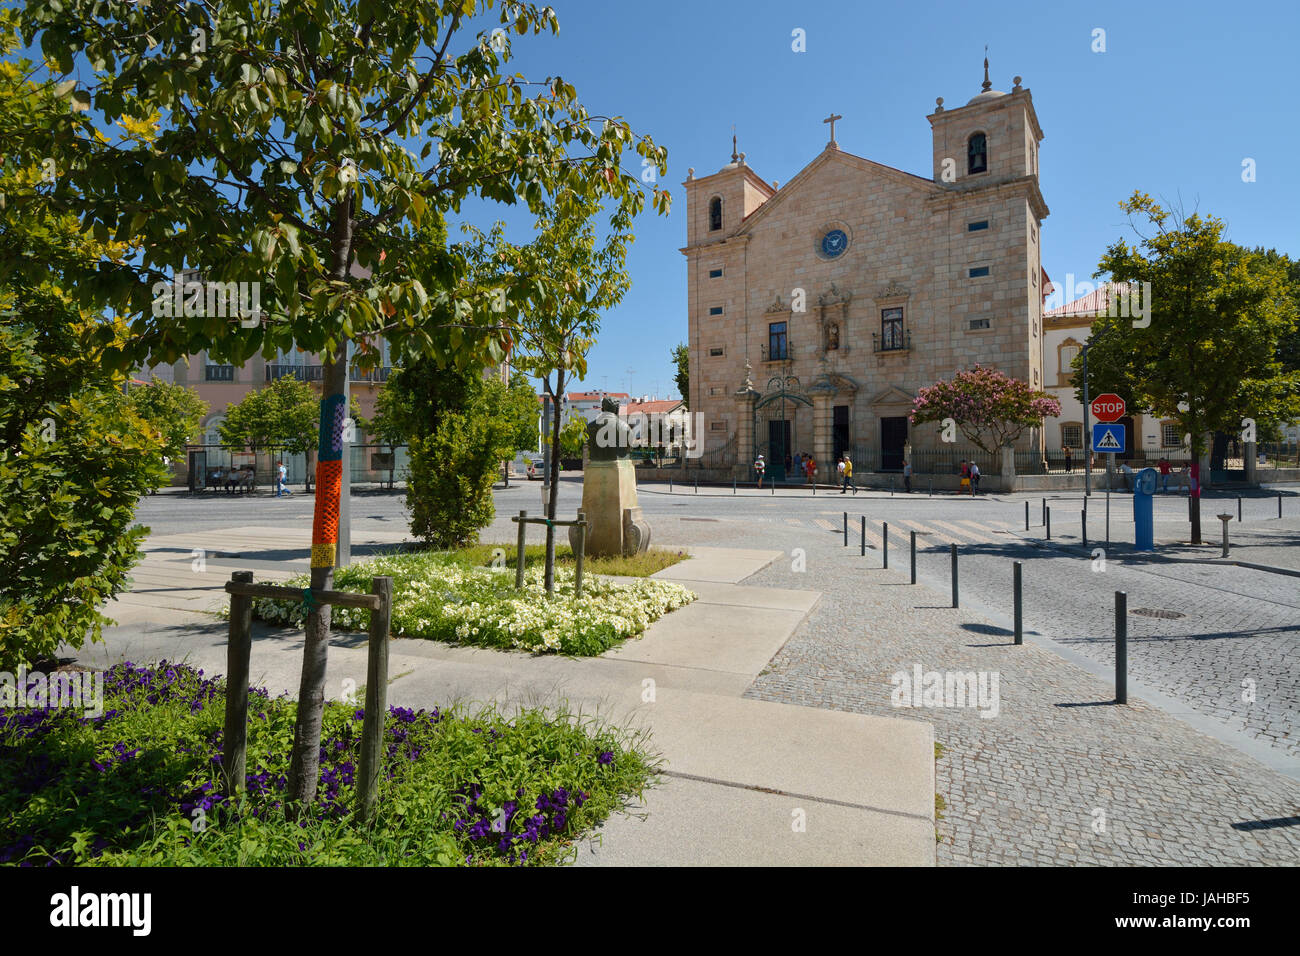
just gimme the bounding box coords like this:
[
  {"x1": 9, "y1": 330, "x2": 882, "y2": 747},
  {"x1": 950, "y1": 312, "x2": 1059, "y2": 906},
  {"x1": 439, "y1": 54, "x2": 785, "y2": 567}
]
[
  {"x1": 569, "y1": 459, "x2": 651, "y2": 557},
  {"x1": 1245, "y1": 441, "x2": 1258, "y2": 485}
]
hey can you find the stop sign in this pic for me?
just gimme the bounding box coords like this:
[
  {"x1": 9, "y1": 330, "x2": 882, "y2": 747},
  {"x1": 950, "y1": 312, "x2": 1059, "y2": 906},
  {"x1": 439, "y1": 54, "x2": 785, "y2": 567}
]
[{"x1": 1091, "y1": 393, "x2": 1126, "y2": 423}]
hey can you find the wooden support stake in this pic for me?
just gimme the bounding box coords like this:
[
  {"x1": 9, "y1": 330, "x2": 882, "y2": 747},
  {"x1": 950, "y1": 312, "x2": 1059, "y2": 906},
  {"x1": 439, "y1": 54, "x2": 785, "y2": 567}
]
[
  {"x1": 220, "y1": 571, "x2": 254, "y2": 796},
  {"x1": 356, "y1": 576, "x2": 393, "y2": 825},
  {"x1": 575, "y1": 511, "x2": 587, "y2": 597},
  {"x1": 515, "y1": 509, "x2": 527, "y2": 590}
]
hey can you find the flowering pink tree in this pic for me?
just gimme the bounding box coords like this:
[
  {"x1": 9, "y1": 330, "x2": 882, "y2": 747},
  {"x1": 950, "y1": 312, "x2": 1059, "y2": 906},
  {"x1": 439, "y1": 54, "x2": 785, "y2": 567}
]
[{"x1": 910, "y1": 366, "x2": 1061, "y2": 458}]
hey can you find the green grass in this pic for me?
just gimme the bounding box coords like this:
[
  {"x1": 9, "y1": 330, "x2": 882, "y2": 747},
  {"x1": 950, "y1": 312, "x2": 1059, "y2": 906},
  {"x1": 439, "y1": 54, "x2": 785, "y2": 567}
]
[
  {"x1": 0, "y1": 661, "x2": 657, "y2": 866},
  {"x1": 453, "y1": 543, "x2": 689, "y2": 578}
]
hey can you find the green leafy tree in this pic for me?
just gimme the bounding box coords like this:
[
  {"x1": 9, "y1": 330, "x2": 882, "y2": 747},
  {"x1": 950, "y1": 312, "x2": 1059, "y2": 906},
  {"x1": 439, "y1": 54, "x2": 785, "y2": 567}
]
[
  {"x1": 504, "y1": 371, "x2": 541, "y2": 452},
  {"x1": 1080, "y1": 193, "x2": 1300, "y2": 543},
  {"x1": 545, "y1": 414, "x2": 587, "y2": 458},
  {"x1": 220, "y1": 376, "x2": 359, "y2": 490},
  {"x1": 0, "y1": 21, "x2": 167, "y2": 668},
  {"x1": 910, "y1": 366, "x2": 1060, "y2": 468},
  {"x1": 17, "y1": 0, "x2": 667, "y2": 807},
  {"x1": 390, "y1": 363, "x2": 521, "y2": 547},
  {"x1": 475, "y1": 195, "x2": 636, "y2": 591},
  {"x1": 356, "y1": 379, "x2": 408, "y2": 490},
  {"x1": 127, "y1": 378, "x2": 208, "y2": 462},
  {"x1": 672, "y1": 342, "x2": 689, "y2": 409}
]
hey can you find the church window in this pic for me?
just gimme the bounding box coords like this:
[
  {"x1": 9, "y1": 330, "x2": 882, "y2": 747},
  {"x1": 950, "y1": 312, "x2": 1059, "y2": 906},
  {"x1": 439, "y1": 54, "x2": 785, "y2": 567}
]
[
  {"x1": 1062, "y1": 423, "x2": 1083, "y2": 449},
  {"x1": 967, "y1": 220, "x2": 989, "y2": 232},
  {"x1": 767, "y1": 321, "x2": 788, "y2": 361},
  {"x1": 880, "y1": 308, "x2": 905, "y2": 351},
  {"x1": 967, "y1": 133, "x2": 988, "y2": 174},
  {"x1": 969, "y1": 318, "x2": 991, "y2": 330},
  {"x1": 708, "y1": 197, "x2": 723, "y2": 231},
  {"x1": 1059, "y1": 344, "x2": 1080, "y2": 376},
  {"x1": 709, "y1": 306, "x2": 723, "y2": 315},
  {"x1": 709, "y1": 346, "x2": 725, "y2": 357},
  {"x1": 827, "y1": 323, "x2": 839, "y2": 350},
  {"x1": 711, "y1": 421, "x2": 727, "y2": 431},
  {"x1": 709, "y1": 268, "x2": 723, "y2": 278},
  {"x1": 969, "y1": 266, "x2": 990, "y2": 278},
  {"x1": 1161, "y1": 422, "x2": 1181, "y2": 447}
]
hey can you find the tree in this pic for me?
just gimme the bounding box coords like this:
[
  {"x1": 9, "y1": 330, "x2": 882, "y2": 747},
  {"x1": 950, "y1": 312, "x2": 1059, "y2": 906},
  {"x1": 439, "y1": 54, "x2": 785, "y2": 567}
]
[
  {"x1": 356, "y1": 381, "x2": 407, "y2": 490},
  {"x1": 220, "y1": 376, "x2": 359, "y2": 490},
  {"x1": 405, "y1": 376, "x2": 520, "y2": 548},
  {"x1": 547, "y1": 414, "x2": 587, "y2": 458},
  {"x1": 127, "y1": 379, "x2": 208, "y2": 462},
  {"x1": 474, "y1": 195, "x2": 636, "y2": 591},
  {"x1": 672, "y1": 342, "x2": 689, "y2": 409},
  {"x1": 0, "y1": 18, "x2": 168, "y2": 669},
  {"x1": 910, "y1": 366, "x2": 1060, "y2": 468},
  {"x1": 386, "y1": 360, "x2": 522, "y2": 547},
  {"x1": 18, "y1": 0, "x2": 667, "y2": 808},
  {"x1": 1080, "y1": 193, "x2": 1300, "y2": 544}
]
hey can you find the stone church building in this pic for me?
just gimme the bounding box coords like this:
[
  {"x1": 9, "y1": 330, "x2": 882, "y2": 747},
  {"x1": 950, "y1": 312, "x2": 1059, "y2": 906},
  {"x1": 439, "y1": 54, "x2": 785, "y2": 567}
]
[{"x1": 684, "y1": 63, "x2": 1050, "y2": 479}]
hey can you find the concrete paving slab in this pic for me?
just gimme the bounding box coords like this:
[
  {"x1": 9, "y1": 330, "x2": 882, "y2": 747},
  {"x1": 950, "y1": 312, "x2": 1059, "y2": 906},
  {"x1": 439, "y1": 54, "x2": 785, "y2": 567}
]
[
  {"x1": 572, "y1": 774, "x2": 935, "y2": 866},
  {"x1": 653, "y1": 547, "x2": 782, "y2": 584}
]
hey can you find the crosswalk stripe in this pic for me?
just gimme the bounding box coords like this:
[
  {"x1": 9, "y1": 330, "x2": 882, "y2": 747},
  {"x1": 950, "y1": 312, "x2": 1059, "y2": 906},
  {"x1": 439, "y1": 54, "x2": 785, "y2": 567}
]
[
  {"x1": 930, "y1": 519, "x2": 1000, "y2": 544},
  {"x1": 895, "y1": 519, "x2": 962, "y2": 546}
]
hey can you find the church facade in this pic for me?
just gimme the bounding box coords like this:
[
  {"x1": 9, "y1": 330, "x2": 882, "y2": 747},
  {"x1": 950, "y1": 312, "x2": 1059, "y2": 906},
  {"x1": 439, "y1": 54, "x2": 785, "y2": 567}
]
[{"x1": 683, "y1": 65, "x2": 1050, "y2": 478}]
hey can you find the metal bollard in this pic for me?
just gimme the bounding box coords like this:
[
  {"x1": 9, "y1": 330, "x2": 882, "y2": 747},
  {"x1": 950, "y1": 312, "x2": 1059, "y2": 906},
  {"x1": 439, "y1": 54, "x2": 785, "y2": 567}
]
[
  {"x1": 843, "y1": 511, "x2": 848, "y2": 547},
  {"x1": 695, "y1": 478, "x2": 698, "y2": 494},
  {"x1": 929, "y1": 478, "x2": 933, "y2": 497},
  {"x1": 1082, "y1": 510, "x2": 1087, "y2": 549},
  {"x1": 883, "y1": 522, "x2": 889, "y2": 569},
  {"x1": 1115, "y1": 590, "x2": 1128, "y2": 704},
  {"x1": 1217, "y1": 513, "x2": 1233, "y2": 557},
  {"x1": 861, "y1": 515, "x2": 866, "y2": 557},
  {"x1": 891, "y1": 477, "x2": 895, "y2": 496},
  {"x1": 733, "y1": 476, "x2": 736, "y2": 495},
  {"x1": 910, "y1": 531, "x2": 917, "y2": 584},
  {"x1": 1013, "y1": 561, "x2": 1023, "y2": 645},
  {"x1": 1046, "y1": 506, "x2": 1051, "y2": 540},
  {"x1": 670, "y1": 476, "x2": 673, "y2": 494},
  {"x1": 950, "y1": 544, "x2": 959, "y2": 608},
  {"x1": 1279, "y1": 494, "x2": 1283, "y2": 519},
  {"x1": 1025, "y1": 500, "x2": 1029, "y2": 531},
  {"x1": 1042, "y1": 497, "x2": 1046, "y2": 526},
  {"x1": 1238, "y1": 497, "x2": 1242, "y2": 523}
]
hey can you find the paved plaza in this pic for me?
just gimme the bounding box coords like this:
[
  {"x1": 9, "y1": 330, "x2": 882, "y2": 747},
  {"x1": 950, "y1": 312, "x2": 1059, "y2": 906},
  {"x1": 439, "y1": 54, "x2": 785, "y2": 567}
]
[{"x1": 113, "y1": 478, "x2": 1300, "y2": 865}]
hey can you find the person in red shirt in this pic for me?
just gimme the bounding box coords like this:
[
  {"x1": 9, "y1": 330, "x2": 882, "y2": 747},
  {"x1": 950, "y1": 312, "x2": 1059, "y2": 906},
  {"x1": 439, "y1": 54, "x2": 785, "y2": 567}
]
[{"x1": 1158, "y1": 456, "x2": 1171, "y2": 493}]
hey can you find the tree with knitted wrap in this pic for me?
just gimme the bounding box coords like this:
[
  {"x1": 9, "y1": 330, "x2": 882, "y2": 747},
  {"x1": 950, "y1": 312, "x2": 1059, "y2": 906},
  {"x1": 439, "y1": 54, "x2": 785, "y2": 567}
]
[
  {"x1": 910, "y1": 367, "x2": 1061, "y2": 467},
  {"x1": 15, "y1": 0, "x2": 668, "y2": 808}
]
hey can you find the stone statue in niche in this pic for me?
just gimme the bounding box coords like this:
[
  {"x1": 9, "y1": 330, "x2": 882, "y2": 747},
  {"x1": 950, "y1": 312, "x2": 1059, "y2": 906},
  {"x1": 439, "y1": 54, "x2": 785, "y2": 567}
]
[{"x1": 827, "y1": 323, "x2": 840, "y2": 351}]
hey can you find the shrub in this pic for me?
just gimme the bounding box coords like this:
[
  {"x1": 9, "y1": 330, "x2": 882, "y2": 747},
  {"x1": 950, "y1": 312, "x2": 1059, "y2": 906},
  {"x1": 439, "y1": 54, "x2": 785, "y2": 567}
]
[{"x1": 0, "y1": 314, "x2": 167, "y2": 669}]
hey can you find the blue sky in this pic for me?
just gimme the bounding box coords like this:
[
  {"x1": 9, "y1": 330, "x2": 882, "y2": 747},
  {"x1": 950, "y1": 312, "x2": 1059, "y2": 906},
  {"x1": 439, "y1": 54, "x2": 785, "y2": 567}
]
[{"x1": 489, "y1": 0, "x2": 1300, "y2": 398}]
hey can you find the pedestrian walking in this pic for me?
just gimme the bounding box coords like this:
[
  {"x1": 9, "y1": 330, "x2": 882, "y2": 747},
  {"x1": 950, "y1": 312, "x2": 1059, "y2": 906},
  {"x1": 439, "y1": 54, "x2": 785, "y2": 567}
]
[
  {"x1": 275, "y1": 460, "x2": 291, "y2": 497},
  {"x1": 903, "y1": 459, "x2": 912, "y2": 493},
  {"x1": 841, "y1": 454, "x2": 853, "y2": 494},
  {"x1": 1158, "y1": 456, "x2": 1171, "y2": 493},
  {"x1": 754, "y1": 453, "x2": 766, "y2": 488},
  {"x1": 959, "y1": 459, "x2": 971, "y2": 496},
  {"x1": 805, "y1": 454, "x2": 817, "y2": 485},
  {"x1": 1063, "y1": 446, "x2": 1073, "y2": 473},
  {"x1": 836, "y1": 456, "x2": 845, "y2": 489},
  {"x1": 969, "y1": 460, "x2": 981, "y2": 495}
]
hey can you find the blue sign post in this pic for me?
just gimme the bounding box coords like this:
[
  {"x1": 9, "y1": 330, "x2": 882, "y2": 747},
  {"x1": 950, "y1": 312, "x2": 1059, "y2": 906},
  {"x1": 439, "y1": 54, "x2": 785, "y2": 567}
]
[
  {"x1": 1092, "y1": 423, "x2": 1126, "y2": 454},
  {"x1": 1133, "y1": 467, "x2": 1157, "y2": 551}
]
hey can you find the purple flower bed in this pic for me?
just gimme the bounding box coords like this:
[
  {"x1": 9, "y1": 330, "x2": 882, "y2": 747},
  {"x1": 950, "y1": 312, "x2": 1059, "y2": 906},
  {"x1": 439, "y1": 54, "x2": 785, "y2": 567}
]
[{"x1": 0, "y1": 661, "x2": 650, "y2": 867}]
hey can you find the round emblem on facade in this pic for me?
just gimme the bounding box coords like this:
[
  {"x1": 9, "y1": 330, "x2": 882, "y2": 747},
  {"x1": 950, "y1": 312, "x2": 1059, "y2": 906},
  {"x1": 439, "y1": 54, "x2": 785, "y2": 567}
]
[{"x1": 821, "y1": 228, "x2": 848, "y2": 258}]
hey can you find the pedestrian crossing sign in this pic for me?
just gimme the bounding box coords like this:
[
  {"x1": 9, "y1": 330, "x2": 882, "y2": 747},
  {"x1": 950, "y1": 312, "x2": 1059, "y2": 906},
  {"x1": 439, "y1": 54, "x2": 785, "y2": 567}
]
[{"x1": 1092, "y1": 422, "x2": 1126, "y2": 454}]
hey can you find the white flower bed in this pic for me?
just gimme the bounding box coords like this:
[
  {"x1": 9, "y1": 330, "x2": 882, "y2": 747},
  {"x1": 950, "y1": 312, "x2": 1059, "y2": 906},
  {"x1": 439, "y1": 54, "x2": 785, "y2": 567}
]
[{"x1": 249, "y1": 553, "x2": 695, "y2": 656}]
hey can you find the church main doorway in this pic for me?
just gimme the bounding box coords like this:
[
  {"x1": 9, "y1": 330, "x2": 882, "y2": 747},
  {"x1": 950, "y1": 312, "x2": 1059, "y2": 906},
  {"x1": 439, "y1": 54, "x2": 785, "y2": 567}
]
[
  {"x1": 881, "y1": 416, "x2": 908, "y2": 471},
  {"x1": 766, "y1": 419, "x2": 791, "y2": 481}
]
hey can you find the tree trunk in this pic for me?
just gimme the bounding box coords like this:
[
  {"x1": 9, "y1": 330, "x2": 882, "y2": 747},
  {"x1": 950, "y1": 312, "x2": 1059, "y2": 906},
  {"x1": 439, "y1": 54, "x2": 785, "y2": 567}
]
[
  {"x1": 287, "y1": 195, "x2": 352, "y2": 808},
  {"x1": 544, "y1": 368, "x2": 565, "y2": 593}
]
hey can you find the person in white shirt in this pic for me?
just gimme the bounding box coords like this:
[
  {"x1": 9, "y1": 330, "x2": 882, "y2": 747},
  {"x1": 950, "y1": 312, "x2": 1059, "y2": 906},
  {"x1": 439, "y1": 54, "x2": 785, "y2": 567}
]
[{"x1": 754, "y1": 454, "x2": 766, "y2": 489}]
